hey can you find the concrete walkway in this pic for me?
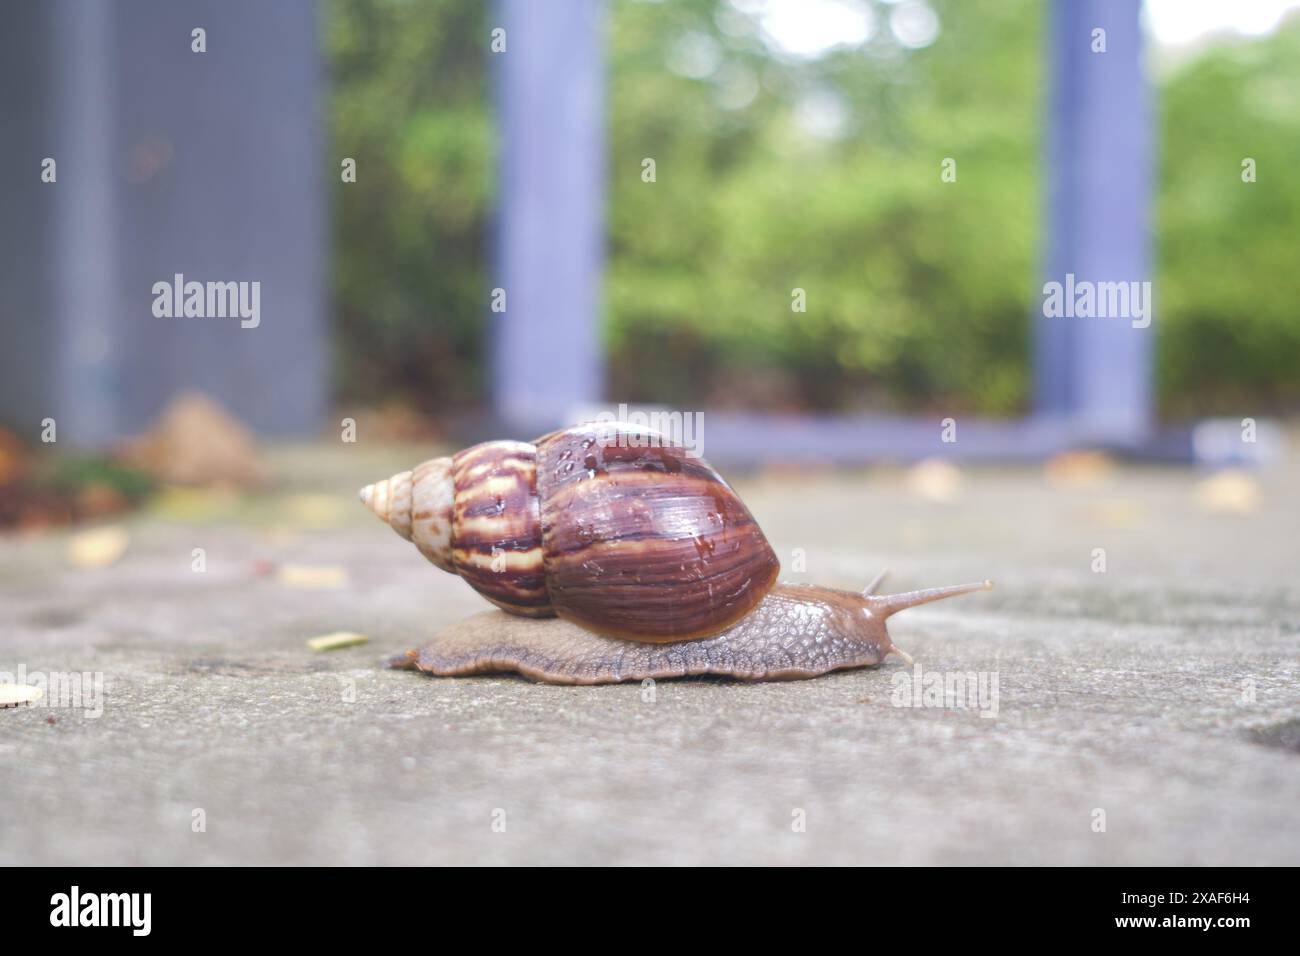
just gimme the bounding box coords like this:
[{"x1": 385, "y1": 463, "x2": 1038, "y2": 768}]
[{"x1": 2, "y1": 443, "x2": 1298, "y2": 864}]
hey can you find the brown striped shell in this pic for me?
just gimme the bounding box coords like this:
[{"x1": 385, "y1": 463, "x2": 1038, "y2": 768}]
[{"x1": 360, "y1": 422, "x2": 780, "y2": 642}]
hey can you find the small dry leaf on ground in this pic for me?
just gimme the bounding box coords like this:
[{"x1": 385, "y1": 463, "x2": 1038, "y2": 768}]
[
  {"x1": 277, "y1": 564, "x2": 349, "y2": 589},
  {"x1": 1044, "y1": 450, "x2": 1116, "y2": 489},
  {"x1": 0, "y1": 683, "x2": 44, "y2": 707},
  {"x1": 1089, "y1": 498, "x2": 1146, "y2": 529},
  {"x1": 67, "y1": 525, "x2": 130, "y2": 569},
  {"x1": 0, "y1": 427, "x2": 29, "y2": 486},
  {"x1": 280, "y1": 494, "x2": 350, "y2": 529},
  {"x1": 1194, "y1": 469, "x2": 1260, "y2": 515},
  {"x1": 905, "y1": 458, "x2": 963, "y2": 502},
  {"x1": 151, "y1": 485, "x2": 241, "y2": 521},
  {"x1": 306, "y1": 631, "x2": 369, "y2": 652}
]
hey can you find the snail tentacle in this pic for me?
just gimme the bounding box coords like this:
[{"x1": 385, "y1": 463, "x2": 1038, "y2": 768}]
[{"x1": 863, "y1": 568, "x2": 890, "y2": 596}]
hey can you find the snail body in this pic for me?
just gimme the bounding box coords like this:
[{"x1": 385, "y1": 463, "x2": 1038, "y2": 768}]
[
  {"x1": 363, "y1": 422, "x2": 991, "y2": 684},
  {"x1": 389, "y1": 580, "x2": 991, "y2": 685}
]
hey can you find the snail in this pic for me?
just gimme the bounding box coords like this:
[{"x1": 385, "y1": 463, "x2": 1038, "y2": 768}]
[{"x1": 361, "y1": 422, "x2": 991, "y2": 684}]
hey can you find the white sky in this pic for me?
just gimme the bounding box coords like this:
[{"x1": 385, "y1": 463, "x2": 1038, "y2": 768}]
[
  {"x1": 732, "y1": 0, "x2": 1300, "y2": 59},
  {"x1": 1145, "y1": 0, "x2": 1300, "y2": 44}
]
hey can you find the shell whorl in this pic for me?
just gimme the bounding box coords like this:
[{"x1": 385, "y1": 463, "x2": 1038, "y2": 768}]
[
  {"x1": 360, "y1": 457, "x2": 455, "y2": 573},
  {"x1": 361, "y1": 423, "x2": 781, "y2": 640},
  {"x1": 532, "y1": 423, "x2": 779, "y2": 640},
  {"x1": 362, "y1": 445, "x2": 550, "y2": 616},
  {"x1": 448, "y1": 440, "x2": 550, "y2": 616}
]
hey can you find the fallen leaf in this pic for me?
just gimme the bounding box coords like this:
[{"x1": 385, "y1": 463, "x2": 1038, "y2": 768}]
[
  {"x1": 0, "y1": 427, "x2": 28, "y2": 486},
  {"x1": 1090, "y1": 499, "x2": 1146, "y2": 528},
  {"x1": 151, "y1": 485, "x2": 239, "y2": 521},
  {"x1": 75, "y1": 482, "x2": 130, "y2": 519},
  {"x1": 1195, "y1": 469, "x2": 1260, "y2": 515},
  {"x1": 68, "y1": 525, "x2": 130, "y2": 569},
  {"x1": 905, "y1": 458, "x2": 963, "y2": 502},
  {"x1": 1045, "y1": 450, "x2": 1115, "y2": 489},
  {"x1": 277, "y1": 564, "x2": 349, "y2": 589},
  {"x1": 281, "y1": 494, "x2": 349, "y2": 529},
  {"x1": 0, "y1": 683, "x2": 43, "y2": 707},
  {"x1": 307, "y1": 631, "x2": 369, "y2": 652}
]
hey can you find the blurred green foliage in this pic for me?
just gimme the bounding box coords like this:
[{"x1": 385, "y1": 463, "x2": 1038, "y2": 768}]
[
  {"x1": 328, "y1": 0, "x2": 493, "y2": 411},
  {"x1": 606, "y1": 0, "x2": 1038, "y2": 414},
  {"x1": 328, "y1": 0, "x2": 1300, "y2": 417},
  {"x1": 45, "y1": 457, "x2": 156, "y2": 504},
  {"x1": 1157, "y1": 21, "x2": 1300, "y2": 415}
]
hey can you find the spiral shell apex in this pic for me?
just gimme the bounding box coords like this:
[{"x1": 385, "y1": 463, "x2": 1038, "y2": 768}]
[
  {"x1": 360, "y1": 456, "x2": 457, "y2": 574},
  {"x1": 360, "y1": 422, "x2": 781, "y2": 642}
]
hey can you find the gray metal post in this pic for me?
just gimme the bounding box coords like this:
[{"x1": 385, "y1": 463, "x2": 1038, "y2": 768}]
[
  {"x1": 0, "y1": 0, "x2": 325, "y2": 446},
  {"x1": 492, "y1": 0, "x2": 604, "y2": 437},
  {"x1": 54, "y1": 0, "x2": 119, "y2": 445},
  {"x1": 1035, "y1": 0, "x2": 1154, "y2": 444}
]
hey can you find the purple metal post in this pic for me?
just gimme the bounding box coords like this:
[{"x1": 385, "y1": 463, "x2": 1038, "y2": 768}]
[
  {"x1": 1035, "y1": 0, "x2": 1154, "y2": 445},
  {"x1": 491, "y1": 0, "x2": 605, "y2": 437}
]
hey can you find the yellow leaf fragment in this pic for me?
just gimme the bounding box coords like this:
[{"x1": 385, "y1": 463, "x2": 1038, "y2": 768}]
[
  {"x1": 1044, "y1": 450, "x2": 1115, "y2": 489},
  {"x1": 68, "y1": 525, "x2": 130, "y2": 569},
  {"x1": 307, "y1": 631, "x2": 369, "y2": 652},
  {"x1": 1090, "y1": 498, "x2": 1146, "y2": 529},
  {"x1": 277, "y1": 564, "x2": 349, "y2": 589},
  {"x1": 905, "y1": 458, "x2": 963, "y2": 502},
  {"x1": 281, "y1": 494, "x2": 349, "y2": 529},
  {"x1": 1194, "y1": 470, "x2": 1260, "y2": 515}
]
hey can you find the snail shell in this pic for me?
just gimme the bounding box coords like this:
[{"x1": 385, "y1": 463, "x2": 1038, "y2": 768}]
[{"x1": 361, "y1": 422, "x2": 780, "y2": 641}]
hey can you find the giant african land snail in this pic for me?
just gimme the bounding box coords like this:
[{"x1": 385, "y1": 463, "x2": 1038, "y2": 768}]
[{"x1": 362, "y1": 422, "x2": 990, "y2": 684}]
